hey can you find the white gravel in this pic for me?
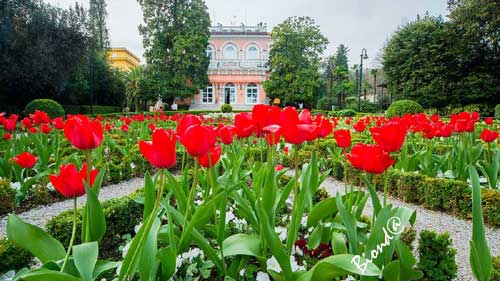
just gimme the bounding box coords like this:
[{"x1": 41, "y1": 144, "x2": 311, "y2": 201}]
[
  {"x1": 320, "y1": 175, "x2": 500, "y2": 281},
  {"x1": 0, "y1": 177, "x2": 144, "y2": 238}
]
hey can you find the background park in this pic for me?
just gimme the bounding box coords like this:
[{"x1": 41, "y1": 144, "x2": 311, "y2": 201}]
[{"x1": 0, "y1": 0, "x2": 499, "y2": 280}]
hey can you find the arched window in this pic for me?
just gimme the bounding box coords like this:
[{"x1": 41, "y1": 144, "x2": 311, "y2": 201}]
[
  {"x1": 206, "y1": 46, "x2": 214, "y2": 60},
  {"x1": 246, "y1": 83, "x2": 258, "y2": 104},
  {"x1": 201, "y1": 84, "x2": 214, "y2": 104},
  {"x1": 223, "y1": 44, "x2": 238, "y2": 59},
  {"x1": 246, "y1": 45, "x2": 260, "y2": 60}
]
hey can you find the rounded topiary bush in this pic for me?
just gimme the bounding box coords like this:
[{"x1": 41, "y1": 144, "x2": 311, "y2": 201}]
[
  {"x1": 24, "y1": 99, "x2": 65, "y2": 118},
  {"x1": 316, "y1": 97, "x2": 335, "y2": 110},
  {"x1": 221, "y1": 104, "x2": 233, "y2": 113},
  {"x1": 386, "y1": 99, "x2": 423, "y2": 118}
]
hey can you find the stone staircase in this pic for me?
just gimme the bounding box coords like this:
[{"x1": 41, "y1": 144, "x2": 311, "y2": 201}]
[{"x1": 189, "y1": 104, "x2": 256, "y2": 111}]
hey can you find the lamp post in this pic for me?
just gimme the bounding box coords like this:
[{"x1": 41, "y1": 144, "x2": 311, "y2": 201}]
[{"x1": 358, "y1": 48, "x2": 368, "y2": 112}]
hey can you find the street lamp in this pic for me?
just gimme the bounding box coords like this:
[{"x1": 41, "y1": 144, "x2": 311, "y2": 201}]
[{"x1": 358, "y1": 48, "x2": 368, "y2": 112}]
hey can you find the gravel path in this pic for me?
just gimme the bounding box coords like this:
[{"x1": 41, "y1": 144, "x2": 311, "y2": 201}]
[
  {"x1": 0, "y1": 177, "x2": 145, "y2": 238},
  {"x1": 320, "y1": 176, "x2": 500, "y2": 281}
]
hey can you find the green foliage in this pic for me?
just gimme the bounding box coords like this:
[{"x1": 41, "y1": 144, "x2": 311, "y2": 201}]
[
  {"x1": 346, "y1": 99, "x2": 379, "y2": 113},
  {"x1": 495, "y1": 105, "x2": 500, "y2": 118},
  {"x1": 0, "y1": 178, "x2": 15, "y2": 216},
  {"x1": 264, "y1": 16, "x2": 329, "y2": 106},
  {"x1": 316, "y1": 97, "x2": 335, "y2": 110},
  {"x1": 0, "y1": 237, "x2": 33, "y2": 273},
  {"x1": 24, "y1": 99, "x2": 65, "y2": 118},
  {"x1": 386, "y1": 100, "x2": 424, "y2": 118},
  {"x1": 220, "y1": 104, "x2": 233, "y2": 113},
  {"x1": 332, "y1": 109, "x2": 356, "y2": 117},
  {"x1": 47, "y1": 191, "x2": 143, "y2": 260},
  {"x1": 138, "y1": 0, "x2": 210, "y2": 101},
  {"x1": 383, "y1": 3, "x2": 500, "y2": 109},
  {"x1": 491, "y1": 256, "x2": 500, "y2": 281},
  {"x1": 417, "y1": 230, "x2": 458, "y2": 281}
]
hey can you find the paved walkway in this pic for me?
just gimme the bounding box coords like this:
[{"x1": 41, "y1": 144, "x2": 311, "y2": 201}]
[{"x1": 0, "y1": 177, "x2": 144, "y2": 238}]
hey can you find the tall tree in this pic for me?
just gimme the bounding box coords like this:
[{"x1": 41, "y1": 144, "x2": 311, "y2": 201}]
[
  {"x1": 89, "y1": 0, "x2": 109, "y2": 51},
  {"x1": 137, "y1": 0, "x2": 210, "y2": 102},
  {"x1": 334, "y1": 44, "x2": 349, "y2": 70},
  {"x1": 263, "y1": 16, "x2": 328, "y2": 106}
]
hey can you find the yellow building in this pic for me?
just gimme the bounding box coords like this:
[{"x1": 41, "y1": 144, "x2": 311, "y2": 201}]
[{"x1": 107, "y1": 47, "x2": 141, "y2": 71}]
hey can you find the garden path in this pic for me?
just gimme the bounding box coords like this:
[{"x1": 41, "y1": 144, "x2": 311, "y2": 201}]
[
  {"x1": 319, "y1": 175, "x2": 500, "y2": 281},
  {"x1": 0, "y1": 177, "x2": 145, "y2": 238}
]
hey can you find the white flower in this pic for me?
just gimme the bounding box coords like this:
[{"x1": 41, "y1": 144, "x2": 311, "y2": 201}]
[
  {"x1": 194, "y1": 199, "x2": 203, "y2": 205},
  {"x1": 181, "y1": 247, "x2": 204, "y2": 262},
  {"x1": 115, "y1": 262, "x2": 122, "y2": 276},
  {"x1": 10, "y1": 182, "x2": 20, "y2": 191},
  {"x1": 176, "y1": 255, "x2": 183, "y2": 269},
  {"x1": 225, "y1": 210, "x2": 235, "y2": 224},
  {"x1": 239, "y1": 268, "x2": 246, "y2": 276},
  {"x1": 290, "y1": 255, "x2": 305, "y2": 272},
  {"x1": 301, "y1": 215, "x2": 308, "y2": 227},
  {"x1": 292, "y1": 245, "x2": 304, "y2": 256},
  {"x1": 266, "y1": 256, "x2": 282, "y2": 273},
  {"x1": 134, "y1": 223, "x2": 142, "y2": 234},
  {"x1": 130, "y1": 162, "x2": 136, "y2": 169},
  {"x1": 46, "y1": 182, "x2": 55, "y2": 191},
  {"x1": 121, "y1": 242, "x2": 131, "y2": 258},
  {"x1": 275, "y1": 226, "x2": 288, "y2": 242},
  {"x1": 256, "y1": 271, "x2": 271, "y2": 281}
]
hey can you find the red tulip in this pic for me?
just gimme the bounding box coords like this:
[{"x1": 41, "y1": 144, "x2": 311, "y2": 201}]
[
  {"x1": 30, "y1": 110, "x2": 50, "y2": 125},
  {"x1": 345, "y1": 144, "x2": 395, "y2": 174},
  {"x1": 252, "y1": 104, "x2": 280, "y2": 135},
  {"x1": 263, "y1": 125, "x2": 282, "y2": 145},
  {"x1": 139, "y1": 129, "x2": 177, "y2": 169},
  {"x1": 148, "y1": 123, "x2": 156, "y2": 131},
  {"x1": 275, "y1": 164, "x2": 284, "y2": 171},
  {"x1": 3, "y1": 133, "x2": 11, "y2": 140},
  {"x1": 353, "y1": 120, "x2": 366, "y2": 133},
  {"x1": 333, "y1": 129, "x2": 351, "y2": 149},
  {"x1": 177, "y1": 114, "x2": 201, "y2": 136},
  {"x1": 52, "y1": 117, "x2": 65, "y2": 130},
  {"x1": 278, "y1": 107, "x2": 317, "y2": 144},
  {"x1": 29, "y1": 127, "x2": 38, "y2": 134},
  {"x1": 485, "y1": 117, "x2": 494, "y2": 125},
  {"x1": 180, "y1": 124, "x2": 216, "y2": 157},
  {"x1": 49, "y1": 163, "x2": 98, "y2": 198},
  {"x1": 105, "y1": 124, "x2": 112, "y2": 131},
  {"x1": 1, "y1": 115, "x2": 17, "y2": 131},
  {"x1": 64, "y1": 115, "x2": 103, "y2": 150},
  {"x1": 315, "y1": 115, "x2": 333, "y2": 138},
  {"x1": 219, "y1": 125, "x2": 235, "y2": 145},
  {"x1": 12, "y1": 152, "x2": 37, "y2": 169},
  {"x1": 21, "y1": 118, "x2": 33, "y2": 129},
  {"x1": 121, "y1": 124, "x2": 129, "y2": 132},
  {"x1": 298, "y1": 109, "x2": 313, "y2": 124},
  {"x1": 370, "y1": 121, "x2": 407, "y2": 152},
  {"x1": 198, "y1": 145, "x2": 222, "y2": 168},
  {"x1": 234, "y1": 112, "x2": 256, "y2": 138},
  {"x1": 41, "y1": 123, "x2": 51, "y2": 134},
  {"x1": 480, "y1": 129, "x2": 499, "y2": 143}
]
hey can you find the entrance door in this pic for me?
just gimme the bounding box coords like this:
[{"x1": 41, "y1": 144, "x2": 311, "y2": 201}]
[{"x1": 224, "y1": 83, "x2": 236, "y2": 104}]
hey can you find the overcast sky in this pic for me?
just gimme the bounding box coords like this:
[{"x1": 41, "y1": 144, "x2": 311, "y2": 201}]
[{"x1": 45, "y1": 0, "x2": 449, "y2": 67}]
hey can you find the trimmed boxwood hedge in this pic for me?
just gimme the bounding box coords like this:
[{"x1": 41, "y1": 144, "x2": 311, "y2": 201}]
[
  {"x1": 24, "y1": 99, "x2": 65, "y2": 118},
  {"x1": 63, "y1": 105, "x2": 122, "y2": 115},
  {"x1": 0, "y1": 237, "x2": 33, "y2": 273},
  {"x1": 386, "y1": 99, "x2": 424, "y2": 118}
]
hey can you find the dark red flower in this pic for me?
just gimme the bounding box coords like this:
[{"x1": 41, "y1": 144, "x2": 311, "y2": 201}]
[
  {"x1": 345, "y1": 144, "x2": 395, "y2": 174},
  {"x1": 139, "y1": 129, "x2": 177, "y2": 169},
  {"x1": 12, "y1": 152, "x2": 37, "y2": 169},
  {"x1": 198, "y1": 145, "x2": 222, "y2": 168},
  {"x1": 333, "y1": 129, "x2": 351, "y2": 149},
  {"x1": 64, "y1": 115, "x2": 103, "y2": 150},
  {"x1": 480, "y1": 129, "x2": 499, "y2": 143},
  {"x1": 180, "y1": 124, "x2": 216, "y2": 157},
  {"x1": 370, "y1": 121, "x2": 407, "y2": 152},
  {"x1": 49, "y1": 163, "x2": 98, "y2": 198}
]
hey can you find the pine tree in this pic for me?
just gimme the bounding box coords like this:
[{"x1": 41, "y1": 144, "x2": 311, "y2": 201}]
[{"x1": 89, "y1": 0, "x2": 109, "y2": 51}]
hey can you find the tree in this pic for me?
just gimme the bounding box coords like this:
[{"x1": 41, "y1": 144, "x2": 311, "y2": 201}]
[
  {"x1": 382, "y1": 15, "x2": 462, "y2": 108},
  {"x1": 124, "y1": 66, "x2": 143, "y2": 111},
  {"x1": 89, "y1": 0, "x2": 109, "y2": 51},
  {"x1": 137, "y1": 0, "x2": 210, "y2": 103},
  {"x1": 263, "y1": 17, "x2": 328, "y2": 107}
]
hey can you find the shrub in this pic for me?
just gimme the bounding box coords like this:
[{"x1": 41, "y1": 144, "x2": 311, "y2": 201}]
[
  {"x1": 47, "y1": 190, "x2": 143, "y2": 260},
  {"x1": 495, "y1": 104, "x2": 500, "y2": 118},
  {"x1": 63, "y1": 105, "x2": 122, "y2": 115},
  {"x1": 491, "y1": 256, "x2": 500, "y2": 281},
  {"x1": 0, "y1": 237, "x2": 33, "y2": 273},
  {"x1": 24, "y1": 99, "x2": 65, "y2": 118},
  {"x1": 332, "y1": 109, "x2": 356, "y2": 117},
  {"x1": 316, "y1": 97, "x2": 336, "y2": 110},
  {"x1": 386, "y1": 99, "x2": 423, "y2": 118},
  {"x1": 347, "y1": 100, "x2": 379, "y2": 113},
  {"x1": 417, "y1": 230, "x2": 457, "y2": 281},
  {"x1": 0, "y1": 179, "x2": 15, "y2": 216},
  {"x1": 221, "y1": 104, "x2": 233, "y2": 113}
]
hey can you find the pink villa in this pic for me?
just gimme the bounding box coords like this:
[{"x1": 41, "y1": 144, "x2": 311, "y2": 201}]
[{"x1": 190, "y1": 23, "x2": 271, "y2": 110}]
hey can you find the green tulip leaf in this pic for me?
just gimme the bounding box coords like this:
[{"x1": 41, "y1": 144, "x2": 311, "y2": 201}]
[
  {"x1": 15, "y1": 269, "x2": 81, "y2": 281},
  {"x1": 223, "y1": 234, "x2": 262, "y2": 258},
  {"x1": 73, "y1": 242, "x2": 98, "y2": 281},
  {"x1": 7, "y1": 214, "x2": 66, "y2": 264},
  {"x1": 83, "y1": 184, "x2": 106, "y2": 243},
  {"x1": 157, "y1": 246, "x2": 177, "y2": 280},
  {"x1": 307, "y1": 197, "x2": 337, "y2": 228}
]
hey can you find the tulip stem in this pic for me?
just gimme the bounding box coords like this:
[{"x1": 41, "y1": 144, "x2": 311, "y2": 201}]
[
  {"x1": 61, "y1": 197, "x2": 77, "y2": 273},
  {"x1": 84, "y1": 150, "x2": 92, "y2": 188},
  {"x1": 293, "y1": 145, "x2": 299, "y2": 197},
  {"x1": 181, "y1": 159, "x2": 199, "y2": 248},
  {"x1": 383, "y1": 171, "x2": 389, "y2": 207}
]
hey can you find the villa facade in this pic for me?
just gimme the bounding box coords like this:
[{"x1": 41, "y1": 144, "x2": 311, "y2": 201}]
[
  {"x1": 190, "y1": 24, "x2": 271, "y2": 110},
  {"x1": 107, "y1": 48, "x2": 141, "y2": 71}
]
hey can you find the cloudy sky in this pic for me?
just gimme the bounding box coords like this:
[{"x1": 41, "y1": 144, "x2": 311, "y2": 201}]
[{"x1": 45, "y1": 0, "x2": 449, "y2": 67}]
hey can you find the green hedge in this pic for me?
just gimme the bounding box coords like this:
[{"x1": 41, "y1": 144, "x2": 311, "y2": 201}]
[
  {"x1": 0, "y1": 237, "x2": 33, "y2": 273},
  {"x1": 46, "y1": 190, "x2": 144, "y2": 260},
  {"x1": 386, "y1": 100, "x2": 423, "y2": 118},
  {"x1": 221, "y1": 104, "x2": 233, "y2": 113},
  {"x1": 0, "y1": 179, "x2": 15, "y2": 216},
  {"x1": 24, "y1": 99, "x2": 65, "y2": 118},
  {"x1": 63, "y1": 105, "x2": 122, "y2": 115},
  {"x1": 417, "y1": 230, "x2": 457, "y2": 280},
  {"x1": 495, "y1": 104, "x2": 500, "y2": 118}
]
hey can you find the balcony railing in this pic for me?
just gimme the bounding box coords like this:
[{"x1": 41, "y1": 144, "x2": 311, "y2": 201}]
[{"x1": 209, "y1": 59, "x2": 268, "y2": 70}]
